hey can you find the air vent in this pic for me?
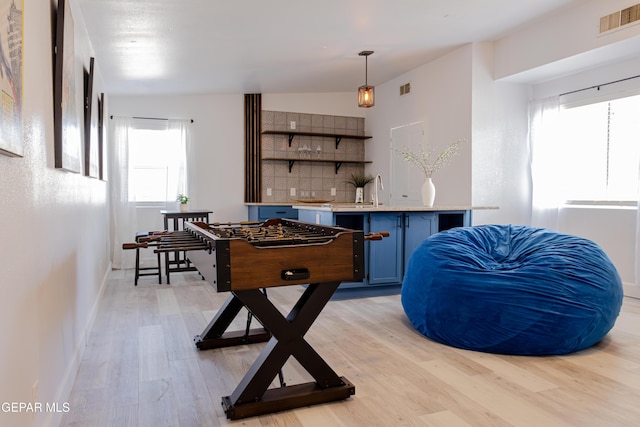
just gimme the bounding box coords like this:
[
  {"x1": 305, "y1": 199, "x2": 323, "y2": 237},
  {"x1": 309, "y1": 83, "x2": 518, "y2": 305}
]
[
  {"x1": 600, "y1": 11, "x2": 620, "y2": 32},
  {"x1": 600, "y1": 3, "x2": 640, "y2": 33},
  {"x1": 621, "y1": 4, "x2": 640, "y2": 25},
  {"x1": 399, "y1": 83, "x2": 411, "y2": 96}
]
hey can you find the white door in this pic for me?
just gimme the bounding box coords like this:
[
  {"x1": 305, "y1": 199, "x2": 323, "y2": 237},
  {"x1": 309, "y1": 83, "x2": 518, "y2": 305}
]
[{"x1": 390, "y1": 122, "x2": 424, "y2": 206}]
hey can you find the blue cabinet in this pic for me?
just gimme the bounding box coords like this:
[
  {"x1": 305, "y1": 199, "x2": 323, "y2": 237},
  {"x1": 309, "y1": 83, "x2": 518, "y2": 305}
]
[
  {"x1": 369, "y1": 212, "x2": 440, "y2": 285},
  {"x1": 248, "y1": 205, "x2": 298, "y2": 221},
  {"x1": 403, "y1": 212, "x2": 437, "y2": 269},
  {"x1": 369, "y1": 213, "x2": 403, "y2": 285}
]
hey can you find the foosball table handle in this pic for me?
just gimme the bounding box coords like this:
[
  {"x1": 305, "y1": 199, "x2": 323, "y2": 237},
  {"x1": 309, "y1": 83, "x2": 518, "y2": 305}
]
[
  {"x1": 281, "y1": 268, "x2": 311, "y2": 281},
  {"x1": 122, "y1": 242, "x2": 148, "y2": 250},
  {"x1": 364, "y1": 231, "x2": 390, "y2": 241}
]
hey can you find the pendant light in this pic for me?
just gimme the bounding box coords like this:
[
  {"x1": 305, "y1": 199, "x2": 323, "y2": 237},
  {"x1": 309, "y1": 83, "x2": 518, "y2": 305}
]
[{"x1": 358, "y1": 51, "x2": 374, "y2": 108}]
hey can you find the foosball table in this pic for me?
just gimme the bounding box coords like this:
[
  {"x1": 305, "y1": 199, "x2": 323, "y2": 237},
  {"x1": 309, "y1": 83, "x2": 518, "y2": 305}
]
[{"x1": 170, "y1": 218, "x2": 387, "y2": 419}]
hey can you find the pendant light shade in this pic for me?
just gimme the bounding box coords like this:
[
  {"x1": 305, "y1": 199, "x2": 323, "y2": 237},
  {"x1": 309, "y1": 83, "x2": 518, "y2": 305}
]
[
  {"x1": 358, "y1": 51, "x2": 374, "y2": 108},
  {"x1": 358, "y1": 85, "x2": 375, "y2": 108}
]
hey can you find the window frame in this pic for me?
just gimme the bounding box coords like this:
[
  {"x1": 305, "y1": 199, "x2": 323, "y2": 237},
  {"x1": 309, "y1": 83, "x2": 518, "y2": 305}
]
[
  {"x1": 127, "y1": 119, "x2": 187, "y2": 205},
  {"x1": 557, "y1": 88, "x2": 640, "y2": 205}
]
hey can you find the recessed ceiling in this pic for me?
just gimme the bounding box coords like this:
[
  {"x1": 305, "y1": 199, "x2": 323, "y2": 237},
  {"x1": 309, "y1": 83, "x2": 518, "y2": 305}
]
[{"x1": 76, "y1": 0, "x2": 585, "y2": 95}]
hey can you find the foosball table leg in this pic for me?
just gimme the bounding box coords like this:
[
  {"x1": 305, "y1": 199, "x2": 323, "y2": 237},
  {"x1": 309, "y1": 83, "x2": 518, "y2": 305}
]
[
  {"x1": 219, "y1": 282, "x2": 355, "y2": 420},
  {"x1": 194, "y1": 294, "x2": 271, "y2": 350}
]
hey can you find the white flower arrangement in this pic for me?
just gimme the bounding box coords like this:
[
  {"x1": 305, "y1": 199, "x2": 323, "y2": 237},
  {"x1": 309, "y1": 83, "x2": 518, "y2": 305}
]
[{"x1": 394, "y1": 139, "x2": 463, "y2": 179}]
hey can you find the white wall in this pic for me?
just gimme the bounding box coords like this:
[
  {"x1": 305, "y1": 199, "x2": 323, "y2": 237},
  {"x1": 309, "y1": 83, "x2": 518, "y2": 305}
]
[
  {"x1": 0, "y1": 2, "x2": 110, "y2": 426},
  {"x1": 365, "y1": 45, "x2": 474, "y2": 207},
  {"x1": 532, "y1": 55, "x2": 640, "y2": 100},
  {"x1": 262, "y1": 92, "x2": 364, "y2": 117},
  {"x1": 109, "y1": 94, "x2": 246, "y2": 228},
  {"x1": 559, "y1": 206, "x2": 637, "y2": 297},
  {"x1": 494, "y1": 0, "x2": 640, "y2": 82},
  {"x1": 361, "y1": 42, "x2": 531, "y2": 226},
  {"x1": 470, "y1": 43, "x2": 531, "y2": 226}
]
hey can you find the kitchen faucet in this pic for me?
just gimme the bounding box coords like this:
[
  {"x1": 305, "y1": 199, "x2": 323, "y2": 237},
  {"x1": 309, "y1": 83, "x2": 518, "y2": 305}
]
[{"x1": 373, "y1": 174, "x2": 384, "y2": 207}]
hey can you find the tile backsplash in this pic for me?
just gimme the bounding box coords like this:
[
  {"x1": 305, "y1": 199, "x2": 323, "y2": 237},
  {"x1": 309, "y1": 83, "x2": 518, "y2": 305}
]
[{"x1": 261, "y1": 110, "x2": 368, "y2": 203}]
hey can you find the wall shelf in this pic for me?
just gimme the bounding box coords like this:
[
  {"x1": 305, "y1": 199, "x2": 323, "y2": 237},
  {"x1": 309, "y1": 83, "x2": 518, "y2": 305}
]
[
  {"x1": 262, "y1": 157, "x2": 372, "y2": 174},
  {"x1": 262, "y1": 130, "x2": 372, "y2": 149}
]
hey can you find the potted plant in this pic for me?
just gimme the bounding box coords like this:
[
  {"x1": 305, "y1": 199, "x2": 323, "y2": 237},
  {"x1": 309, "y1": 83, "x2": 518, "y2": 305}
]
[
  {"x1": 346, "y1": 173, "x2": 375, "y2": 203},
  {"x1": 176, "y1": 194, "x2": 190, "y2": 212},
  {"x1": 393, "y1": 139, "x2": 463, "y2": 207}
]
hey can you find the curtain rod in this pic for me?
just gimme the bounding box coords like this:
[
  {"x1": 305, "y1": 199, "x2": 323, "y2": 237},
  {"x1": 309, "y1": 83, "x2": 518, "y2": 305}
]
[
  {"x1": 110, "y1": 115, "x2": 194, "y2": 123},
  {"x1": 559, "y1": 73, "x2": 640, "y2": 97}
]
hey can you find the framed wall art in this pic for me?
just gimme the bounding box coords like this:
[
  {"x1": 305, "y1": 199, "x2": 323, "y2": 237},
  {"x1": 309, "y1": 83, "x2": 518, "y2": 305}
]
[
  {"x1": 54, "y1": 0, "x2": 82, "y2": 173},
  {"x1": 98, "y1": 92, "x2": 106, "y2": 180},
  {"x1": 83, "y1": 56, "x2": 99, "y2": 178},
  {"x1": 0, "y1": 0, "x2": 24, "y2": 157}
]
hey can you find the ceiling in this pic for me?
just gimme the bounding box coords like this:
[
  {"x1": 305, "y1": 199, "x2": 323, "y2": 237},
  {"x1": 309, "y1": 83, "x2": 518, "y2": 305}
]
[{"x1": 76, "y1": 0, "x2": 585, "y2": 95}]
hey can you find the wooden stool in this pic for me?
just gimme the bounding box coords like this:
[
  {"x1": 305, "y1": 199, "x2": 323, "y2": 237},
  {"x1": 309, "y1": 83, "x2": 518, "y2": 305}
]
[{"x1": 134, "y1": 231, "x2": 162, "y2": 286}]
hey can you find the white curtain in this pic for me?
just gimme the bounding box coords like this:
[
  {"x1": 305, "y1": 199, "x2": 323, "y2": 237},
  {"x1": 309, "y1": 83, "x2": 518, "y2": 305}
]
[
  {"x1": 528, "y1": 96, "x2": 562, "y2": 230},
  {"x1": 109, "y1": 117, "x2": 137, "y2": 269},
  {"x1": 109, "y1": 118, "x2": 190, "y2": 269},
  {"x1": 636, "y1": 158, "x2": 640, "y2": 289},
  {"x1": 168, "y1": 119, "x2": 188, "y2": 200}
]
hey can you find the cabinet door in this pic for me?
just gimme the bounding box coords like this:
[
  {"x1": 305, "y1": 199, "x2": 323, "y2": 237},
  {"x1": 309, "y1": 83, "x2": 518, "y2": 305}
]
[
  {"x1": 369, "y1": 213, "x2": 403, "y2": 285},
  {"x1": 255, "y1": 206, "x2": 298, "y2": 221},
  {"x1": 404, "y1": 212, "x2": 437, "y2": 268},
  {"x1": 297, "y1": 209, "x2": 334, "y2": 225}
]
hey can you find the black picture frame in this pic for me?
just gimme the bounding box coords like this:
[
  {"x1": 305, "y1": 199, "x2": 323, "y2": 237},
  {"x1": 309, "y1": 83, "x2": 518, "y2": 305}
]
[
  {"x1": 83, "y1": 56, "x2": 99, "y2": 178},
  {"x1": 53, "y1": 0, "x2": 82, "y2": 173},
  {"x1": 98, "y1": 92, "x2": 106, "y2": 180}
]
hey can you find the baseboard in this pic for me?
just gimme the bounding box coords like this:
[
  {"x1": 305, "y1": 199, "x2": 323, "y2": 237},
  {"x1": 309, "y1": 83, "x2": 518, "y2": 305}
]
[
  {"x1": 623, "y1": 281, "x2": 640, "y2": 299},
  {"x1": 44, "y1": 263, "x2": 112, "y2": 427},
  {"x1": 331, "y1": 284, "x2": 401, "y2": 300}
]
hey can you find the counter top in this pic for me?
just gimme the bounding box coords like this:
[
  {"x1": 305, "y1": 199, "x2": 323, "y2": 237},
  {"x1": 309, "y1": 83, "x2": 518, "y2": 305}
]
[
  {"x1": 292, "y1": 203, "x2": 498, "y2": 212},
  {"x1": 245, "y1": 202, "x2": 295, "y2": 206}
]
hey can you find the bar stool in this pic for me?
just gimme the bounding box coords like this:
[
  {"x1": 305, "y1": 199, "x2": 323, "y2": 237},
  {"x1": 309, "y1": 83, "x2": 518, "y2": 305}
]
[
  {"x1": 160, "y1": 209, "x2": 212, "y2": 284},
  {"x1": 134, "y1": 231, "x2": 162, "y2": 286}
]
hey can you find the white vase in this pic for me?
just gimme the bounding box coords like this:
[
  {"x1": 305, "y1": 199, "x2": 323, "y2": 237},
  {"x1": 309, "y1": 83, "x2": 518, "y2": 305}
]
[
  {"x1": 355, "y1": 187, "x2": 364, "y2": 203},
  {"x1": 180, "y1": 203, "x2": 188, "y2": 212},
  {"x1": 422, "y1": 178, "x2": 436, "y2": 207}
]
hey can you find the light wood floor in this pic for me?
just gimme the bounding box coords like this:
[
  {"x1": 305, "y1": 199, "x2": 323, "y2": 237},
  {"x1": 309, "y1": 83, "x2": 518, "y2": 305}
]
[{"x1": 61, "y1": 270, "x2": 640, "y2": 427}]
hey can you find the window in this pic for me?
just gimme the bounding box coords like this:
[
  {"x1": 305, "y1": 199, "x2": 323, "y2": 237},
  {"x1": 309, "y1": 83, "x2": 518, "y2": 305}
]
[
  {"x1": 558, "y1": 94, "x2": 640, "y2": 202},
  {"x1": 128, "y1": 120, "x2": 187, "y2": 203}
]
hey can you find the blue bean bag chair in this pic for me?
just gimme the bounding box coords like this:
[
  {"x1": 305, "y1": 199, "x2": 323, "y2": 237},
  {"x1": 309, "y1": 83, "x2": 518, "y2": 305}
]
[{"x1": 401, "y1": 225, "x2": 623, "y2": 355}]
